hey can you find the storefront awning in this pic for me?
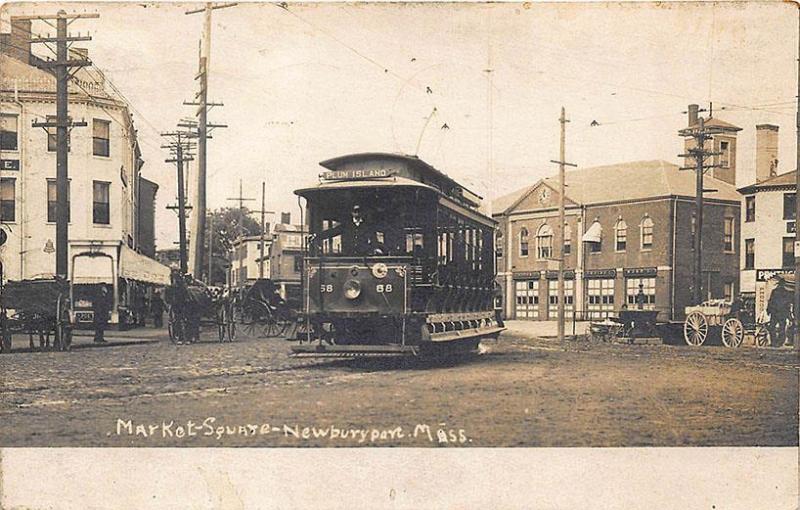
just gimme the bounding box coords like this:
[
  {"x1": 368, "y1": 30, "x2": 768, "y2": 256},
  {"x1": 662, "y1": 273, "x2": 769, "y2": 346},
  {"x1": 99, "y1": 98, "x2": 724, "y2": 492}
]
[
  {"x1": 119, "y1": 246, "x2": 171, "y2": 286},
  {"x1": 582, "y1": 221, "x2": 602, "y2": 243}
]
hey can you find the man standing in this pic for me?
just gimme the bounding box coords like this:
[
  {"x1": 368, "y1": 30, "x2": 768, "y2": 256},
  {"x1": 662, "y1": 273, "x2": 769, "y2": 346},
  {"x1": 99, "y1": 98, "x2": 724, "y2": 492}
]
[
  {"x1": 93, "y1": 285, "x2": 111, "y2": 344},
  {"x1": 151, "y1": 291, "x2": 165, "y2": 328},
  {"x1": 767, "y1": 279, "x2": 792, "y2": 347}
]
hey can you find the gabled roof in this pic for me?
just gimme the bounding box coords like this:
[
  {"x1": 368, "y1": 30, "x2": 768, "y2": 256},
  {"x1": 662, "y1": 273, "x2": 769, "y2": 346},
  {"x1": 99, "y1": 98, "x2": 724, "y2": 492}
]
[
  {"x1": 738, "y1": 169, "x2": 797, "y2": 194},
  {"x1": 493, "y1": 160, "x2": 741, "y2": 215},
  {"x1": 687, "y1": 116, "x2": 742, "y2": 132}
]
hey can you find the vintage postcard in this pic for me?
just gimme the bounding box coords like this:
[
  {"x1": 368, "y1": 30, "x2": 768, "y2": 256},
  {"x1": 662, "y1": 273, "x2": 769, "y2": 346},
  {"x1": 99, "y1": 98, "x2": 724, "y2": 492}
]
[{"x1": 0, "y1": 1, "x2": 797, "y2": 507}]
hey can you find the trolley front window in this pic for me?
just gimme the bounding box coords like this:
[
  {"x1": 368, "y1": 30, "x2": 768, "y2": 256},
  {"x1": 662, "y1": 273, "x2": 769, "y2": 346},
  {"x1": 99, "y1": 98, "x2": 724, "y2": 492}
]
[{"x1": 307, "y1": 188, "x2": 434, "y2": 258}]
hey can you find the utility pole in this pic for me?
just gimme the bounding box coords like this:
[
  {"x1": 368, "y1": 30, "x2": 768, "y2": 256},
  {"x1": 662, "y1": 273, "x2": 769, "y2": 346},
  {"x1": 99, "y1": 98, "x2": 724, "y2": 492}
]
[
  {"x1": 27, "y1": 11, "x2": 98, "y2": 278},
  {"x1": 208, "y1": 213, "x2": 214, "y2": 284},
  {"x1": 260, "y1": 181, "x2": 266, "y2": 279},
  {"x1": 163, "y1": 131, "x2": 196, "y2": 274},
  {"x1": 226, "y1": 179, "x2": 254, "y2": 288},
  {"x1": 679, "y1": 105, "x2": 724, "y2": 305},
  {"x1": 550, "y1": 107, "x2": 577, "y2": 343},
  {"x1": 184, "y1": 2, "x2": 235, "y2": 279}
]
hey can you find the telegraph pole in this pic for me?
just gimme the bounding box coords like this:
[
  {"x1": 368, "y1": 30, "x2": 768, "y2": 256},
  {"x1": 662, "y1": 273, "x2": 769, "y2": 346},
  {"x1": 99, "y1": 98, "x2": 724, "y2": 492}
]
[
  {"x1": 184, "y1": 2, "x2": 235, "y2": 279},
  {"x1": 679, "y1": 105, "x2": 724, "y2": 305},
  {"x1": 226, "y1": 179, "x2": 254, "y2": 287},
  {"x1": 163, "y1": 131, "x2": 196, "y2": 274},
  {"x1": 550, "y1": 107, "x2": 577, "y2": 343},
  {"x1": 27, "y1": 11, "x2": 98, "y2": 278}
]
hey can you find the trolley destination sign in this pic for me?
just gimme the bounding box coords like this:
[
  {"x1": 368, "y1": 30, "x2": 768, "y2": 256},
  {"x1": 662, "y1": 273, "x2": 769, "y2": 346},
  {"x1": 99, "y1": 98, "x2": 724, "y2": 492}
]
[{"x1": 321, "y1": 168, "x2": 396, "y2": 180}]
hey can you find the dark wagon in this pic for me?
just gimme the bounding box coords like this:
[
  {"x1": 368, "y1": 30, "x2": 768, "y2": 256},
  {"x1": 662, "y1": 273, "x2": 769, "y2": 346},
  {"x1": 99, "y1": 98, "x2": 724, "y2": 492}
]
[{"x1": 0, "y1": 277, "x2": 73, "y2": 352}]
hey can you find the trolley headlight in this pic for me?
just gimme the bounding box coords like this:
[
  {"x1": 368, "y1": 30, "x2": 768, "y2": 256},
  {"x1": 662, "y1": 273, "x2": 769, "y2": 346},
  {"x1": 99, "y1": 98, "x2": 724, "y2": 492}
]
[
  {"x1": 371, "y1": 263, "x2": 388, "y2": 279},
  {"x1": 344, "y1": 279, "x2": 362, "y2": 300}
]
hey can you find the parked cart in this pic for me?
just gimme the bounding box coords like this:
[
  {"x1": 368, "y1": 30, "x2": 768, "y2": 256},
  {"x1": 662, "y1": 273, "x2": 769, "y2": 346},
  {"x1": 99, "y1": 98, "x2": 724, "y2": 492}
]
[
  {"x1": 683, "y1": 299, "x2": 769, "y2": 347},
  {"x1": 0, "y1": 277, "x2": 73, "y2": 352}
]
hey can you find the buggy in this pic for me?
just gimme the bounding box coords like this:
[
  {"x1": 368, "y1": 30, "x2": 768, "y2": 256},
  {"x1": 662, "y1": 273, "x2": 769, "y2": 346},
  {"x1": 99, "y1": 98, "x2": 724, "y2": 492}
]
[{"x1": 238, "y1": 279, "x2": 297, "y2": 338}]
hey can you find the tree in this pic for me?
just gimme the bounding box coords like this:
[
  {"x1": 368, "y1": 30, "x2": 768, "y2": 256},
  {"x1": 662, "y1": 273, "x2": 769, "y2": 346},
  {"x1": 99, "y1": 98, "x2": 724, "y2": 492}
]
[{"x1": 202, "y1": 207, "x2": 264, "y2": 285}]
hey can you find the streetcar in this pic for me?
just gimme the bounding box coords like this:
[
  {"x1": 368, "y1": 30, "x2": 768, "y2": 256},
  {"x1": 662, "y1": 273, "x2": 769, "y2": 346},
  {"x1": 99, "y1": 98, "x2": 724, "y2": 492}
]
[{"x1": 292, "y1": 153, "x2": 504, "y2": 357}]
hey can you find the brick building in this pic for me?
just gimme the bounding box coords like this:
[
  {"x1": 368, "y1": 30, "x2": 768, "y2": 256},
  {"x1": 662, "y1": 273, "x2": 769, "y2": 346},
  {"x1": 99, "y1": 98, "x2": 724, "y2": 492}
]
[
  {"x1": 269, "y1": 220, "x2": 304, "y2": 304},
  {"x1": 493, "y1": 154, "x2": 741, "y2": 322}
]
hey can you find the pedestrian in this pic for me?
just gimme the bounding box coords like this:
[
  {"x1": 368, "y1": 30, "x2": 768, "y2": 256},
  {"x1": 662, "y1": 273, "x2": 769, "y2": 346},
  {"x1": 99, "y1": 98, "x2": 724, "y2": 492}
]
[
  {"x1": 93, "y1": 285, "x2": 111, "y2": 344},
  {"x1": 151, "y1": 291, "x2": 164, "y2": 328},
  {"x1": 767, "y1": 279, "x2": 791, "y2": 348}
]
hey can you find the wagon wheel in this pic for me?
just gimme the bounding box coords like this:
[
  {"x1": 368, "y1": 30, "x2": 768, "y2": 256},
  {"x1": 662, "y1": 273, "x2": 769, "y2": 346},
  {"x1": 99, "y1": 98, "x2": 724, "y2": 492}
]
[
  {"x1": 55, "y1": 293, "x2": 73, "y2": 352},
  {"x1": 754, "y1": 323, "x2": 770, "y2": 347},
  {"x1": 167, "y1": 306, "x2": 182, "y2": 344},
  {"x1": 227, "y1": 304, "x2": 236, "y2": 342},
  {"x1": 217, "y1": 307, "x2": 226, "y2": 343},
  {"x1": 721, "y1": 317, "x2": 744, "y2": 348},
  {"x1": 262, "y1": 320, "x2": 280, "y2": 338},
  {"x1": 684, "y1": 311, "x2": 708, "y2": 346}
]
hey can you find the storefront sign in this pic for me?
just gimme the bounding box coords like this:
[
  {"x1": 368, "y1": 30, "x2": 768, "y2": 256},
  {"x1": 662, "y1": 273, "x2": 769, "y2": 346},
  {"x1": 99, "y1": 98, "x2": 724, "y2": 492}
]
[
  {"x1": 0, "y1": 159, "x2": 19, "y2": 171},
  {"x1": 513, "y1": 271, "x2": 541, "y2": 280},
  {"x1": 584, "y1": 269, "x2": 616, "y2": 279},
  {"x1": 321, "y1": 168, "x2": 394, "y2": 180},
  {"x1": 623, "y1": 267, "x2": 658, "y2": 277},
  {"x1": 545, "y1": 270, "x2": 575, "y2": 279},
  {"x1": 755, "y1": 268, "x2": 794, "y2": 282}
]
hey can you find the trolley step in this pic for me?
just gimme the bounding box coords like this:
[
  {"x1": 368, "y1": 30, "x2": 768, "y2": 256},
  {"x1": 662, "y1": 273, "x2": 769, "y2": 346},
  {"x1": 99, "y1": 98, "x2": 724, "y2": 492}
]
[{"x1": 291, "y1": 343, "x2": 418, "y2": 357}]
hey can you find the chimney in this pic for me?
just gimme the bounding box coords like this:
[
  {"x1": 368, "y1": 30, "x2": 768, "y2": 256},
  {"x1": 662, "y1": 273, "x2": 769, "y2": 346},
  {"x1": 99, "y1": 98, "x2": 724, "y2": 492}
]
[
  {"x1": 755, "y1": 124, "x2": 779, "y2": 183},
  {"x1": 281, "y1": 212, "x2": 291, "y2": 225},
  {"x1": 688, "y1": 104, "x2": 699, "y2": 127},
  {"x1": 1, "y1": 18, "x2": 31, "y2": 63}
]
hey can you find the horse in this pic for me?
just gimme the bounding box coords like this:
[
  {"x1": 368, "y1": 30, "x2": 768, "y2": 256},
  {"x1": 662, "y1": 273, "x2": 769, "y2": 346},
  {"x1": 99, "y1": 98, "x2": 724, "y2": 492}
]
[{"x1": 165, "y1": 269, "x2": 213, "y2": 344}]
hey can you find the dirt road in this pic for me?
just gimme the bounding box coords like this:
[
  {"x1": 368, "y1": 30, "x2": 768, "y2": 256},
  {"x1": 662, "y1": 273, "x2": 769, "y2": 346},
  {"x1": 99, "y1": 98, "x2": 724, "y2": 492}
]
[{"x1": 1, "y1": 326, "x2": 797, "y2": 447}]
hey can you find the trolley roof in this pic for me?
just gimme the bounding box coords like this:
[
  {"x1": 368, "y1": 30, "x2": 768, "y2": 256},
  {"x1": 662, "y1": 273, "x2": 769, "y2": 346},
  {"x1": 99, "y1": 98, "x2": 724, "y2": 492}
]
[{"x1": 295, "y1": 153, "x2": 484, "y2": 210}]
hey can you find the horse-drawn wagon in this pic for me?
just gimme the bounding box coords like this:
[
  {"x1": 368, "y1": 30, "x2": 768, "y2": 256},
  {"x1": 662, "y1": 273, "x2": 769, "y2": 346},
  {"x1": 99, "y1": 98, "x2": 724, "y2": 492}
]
[
  {"x1": 683, "y1": 299, "x2": 769, "y2": 347},
  {"x1": 164, "y1": 270, "x2": 236, "y2": 344},
  {"x1": 0, "y1": 277, "x2": 73, "y2": 352}
]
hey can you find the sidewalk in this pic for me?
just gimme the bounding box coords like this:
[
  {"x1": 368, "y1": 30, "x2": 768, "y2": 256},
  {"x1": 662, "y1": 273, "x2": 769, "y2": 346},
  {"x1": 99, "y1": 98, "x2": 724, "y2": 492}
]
[
  {"x1": 5, "y1": 326, "x2": 166, "y2": 353},
  {"x1": 503, "y1": 320, "x2": 591, "y2": 339}
]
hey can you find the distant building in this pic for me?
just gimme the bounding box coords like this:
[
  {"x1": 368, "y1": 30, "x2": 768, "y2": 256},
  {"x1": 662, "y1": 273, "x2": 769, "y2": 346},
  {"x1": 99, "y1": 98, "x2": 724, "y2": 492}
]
[
  {"x1": 269, "y1": 219, "x2": 304, "y2": 303},
  {"x1": 494, "y1": 120, "x2": 742, "y2": 322},
  {"x1": 737, "y1": 123, "x2": 795, "y2": 316},
  {"x1": 137, "y1": 177, "x2": 159, "y2": 257},
  {"x1": 230, "y1": 235, "x2": 272, "y2": 286},
  {"x1": 0, "y1": 18, "x2": 167, "y2": 325}
]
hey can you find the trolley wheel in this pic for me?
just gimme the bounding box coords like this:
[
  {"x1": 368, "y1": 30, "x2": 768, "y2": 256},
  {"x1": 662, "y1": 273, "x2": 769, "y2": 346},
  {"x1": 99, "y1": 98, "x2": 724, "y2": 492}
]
[
  {"x1": 754, "y1": 323, "x2": 770, "y2": 347},
  {"x1": 684, "y1": 311, "x2": 708, "y2": 346},
  {"x1": 721, "y1": 318, "x2": 744, "y2": 348}
]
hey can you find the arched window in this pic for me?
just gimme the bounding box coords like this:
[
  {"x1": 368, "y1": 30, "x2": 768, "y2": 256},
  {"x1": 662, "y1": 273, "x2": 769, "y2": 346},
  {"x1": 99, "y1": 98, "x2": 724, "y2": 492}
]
[
  {"x1": 563, "y1": 222, "x2": 571, "y2": 255},
  {"x1": 519, "y1": 227, "x2": 529, "y2": 257},
  {"x1": 536, "y1": 224, "x2": 553, "y2": 260},
  {"x1": 614, "y1": 218, "x2": 627, "y2": 252},
  {"x1": 640, "y1": 216, "x2": 654, "y2": 249}
]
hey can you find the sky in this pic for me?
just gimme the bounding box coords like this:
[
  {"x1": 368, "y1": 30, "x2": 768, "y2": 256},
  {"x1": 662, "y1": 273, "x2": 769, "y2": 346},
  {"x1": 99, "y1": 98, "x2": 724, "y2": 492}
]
[{"x1": 2, "y1": 1, "x2": 798, "y2": 249}]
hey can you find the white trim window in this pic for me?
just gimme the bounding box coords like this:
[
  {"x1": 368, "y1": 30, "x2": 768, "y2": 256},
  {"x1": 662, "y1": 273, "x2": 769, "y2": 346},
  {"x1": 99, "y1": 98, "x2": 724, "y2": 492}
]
[
  {"x1": 640, "y1": 216, "x2": 654, "y2": 250},
  {"x1": 536, "y1": 223, "x2": 553, "y2": 260},
  {"x1": 519, "y1": 227, "x2": 529, "y2": 257},
  {"x1": 614, "y1": 218, "x2": 627, "y2": 252},
  {"x1": 515, "y1": 280, "x2": 539, "y2": 319},
  {"x1": 586, "y1": 278, "x2": 615, "y2": 318},
  {"x1": 723, "y1": 217, "x2": 734, "y2": 253},
  {"x1": 548, "y1": 279, "x2": 574, "y2": 318}
]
